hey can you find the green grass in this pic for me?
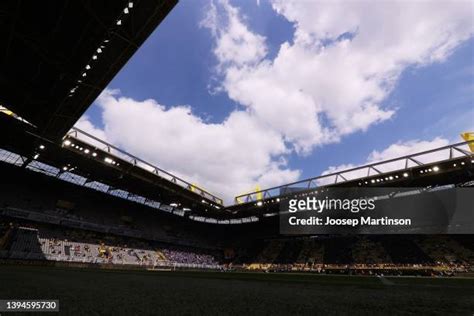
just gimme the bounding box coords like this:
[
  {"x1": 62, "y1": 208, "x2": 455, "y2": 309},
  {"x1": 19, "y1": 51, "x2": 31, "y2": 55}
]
[{"x1": 0, "y1": 265, "x2": 473, "y2": 315}]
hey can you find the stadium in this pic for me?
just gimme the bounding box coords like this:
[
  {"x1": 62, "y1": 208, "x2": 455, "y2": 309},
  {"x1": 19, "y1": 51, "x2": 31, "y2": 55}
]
[{"x1": 1, "y1": 1, "x2": 474, "y2": 315}]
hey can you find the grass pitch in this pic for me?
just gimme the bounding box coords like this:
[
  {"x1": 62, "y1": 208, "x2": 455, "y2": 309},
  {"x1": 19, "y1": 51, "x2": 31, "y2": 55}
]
[{"x1": 0, "y1": 265, "x2": 473, "y2": 315}]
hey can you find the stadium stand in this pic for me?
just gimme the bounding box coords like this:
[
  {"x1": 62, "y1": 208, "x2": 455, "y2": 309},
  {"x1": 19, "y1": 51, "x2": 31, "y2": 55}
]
[
  {"x1": 378, "y1": 236, "x2": 433, "y2": 265},
  {"x1": 0, "y1": 0, "x2": 473, "y2": 283},
  {"x1": 224, "y1": 236, "x2": 474, "y2": 275},
  {"x1": 323, "y1": 237, "x2": 356, "y2": 265},
  {"x1": 2, "y1": 218, "x2": 221, "y2": 269},
  {"x1": 0, "y1": 157, "x2": 473, "y2": 276},
  {"x1": 2, "y1": 207, "x2": 474, "y2": 276}
]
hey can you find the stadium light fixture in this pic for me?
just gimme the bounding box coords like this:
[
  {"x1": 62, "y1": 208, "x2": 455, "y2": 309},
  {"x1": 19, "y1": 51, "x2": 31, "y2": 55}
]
[
  {"x1": 92, "y1": 152, "x2": 97, "y2": 157},
  {"x1": 453, "y1": 163, "x2": 457, "y2": 167},
  {"x1": 104, "y1": 157, "x2": 113, "y2": 164},
  {"x1": 62, "y1": 166, "x2": 68, "y2": 171},
  {"x1": 403, "y1": 172, "x2": 409, "y2": 177},
  {"x1": 124, "y1": 8, "x2": 129, "y2": 14},
  {"x1": 84, "y1": 149, "x2": 90, "y2": 154},
  {"x1": 92, "y1": 55, "x2": 97, "y2": 60},
  {"x1": 116, "y1": 20, "x2": 122, "y2": 26},
  {"x1": 433, "y1": 166, "x2": 439, "y2": 172},
  {"x1": 82, "y1": 72, "x2": 87, "y2": 77},
  {"x1": 128, "y1": 2, "x2": 134, "y2": 8},
  {"x1": 85, "y1": 65, "x2": 91, "y2": 70},
  {"x1": 39, "y1": 145, "x2": 45, "y2": 150},
  {"x1": 461, "y1": 162, "x2": 465, "y2": 165},
  {"x1": 33, "y1": 154, "x2": 39, "y2": 160},
  {"x1": 256, "y1": 201, "x2": 263, "y2": 207},
  {"x1": 97, "y1": 48, "x2": 103, "y2": 54}
]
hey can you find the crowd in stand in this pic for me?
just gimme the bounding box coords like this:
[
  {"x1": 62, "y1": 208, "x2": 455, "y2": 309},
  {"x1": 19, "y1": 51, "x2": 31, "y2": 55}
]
[
  {"x1": 233, "y1": 236, "x2": 474, "y2": 275},
  {"x1": 0, "y1": 220, "x2": 220, "y2": 268},
  {"x1": 1, "y1": 217, "x2": 473, "y2": 276}
]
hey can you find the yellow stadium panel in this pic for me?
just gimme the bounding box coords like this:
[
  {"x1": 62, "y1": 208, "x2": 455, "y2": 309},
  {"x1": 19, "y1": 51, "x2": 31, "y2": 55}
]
[
  {"x1": 255, "y1": 185, "x2": 263, "y2": 200},
  {"x1": 0, "y1": 109, "x2": 13, "y2": 116},
  {"x1": 461, "y1": 132, "x2": 474, "y2": 152},
  {"x1": 235, "y1": 184, "x2": 263, "y2": 204}
]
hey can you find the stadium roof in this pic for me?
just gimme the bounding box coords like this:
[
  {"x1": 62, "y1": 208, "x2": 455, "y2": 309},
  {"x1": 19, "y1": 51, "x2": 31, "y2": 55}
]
[
  {"x1": 0, "y1": 0, "x2": 227, "y2": 214},
  {"x1": 0, "y1": 0, "x2": 177, "y2": 140},
  {"x1": 1, "y1": 111, "x2": 472, "y2": 221},
  {"x1": 0, "y1": 0, "x2": 473, "y2": 223}
]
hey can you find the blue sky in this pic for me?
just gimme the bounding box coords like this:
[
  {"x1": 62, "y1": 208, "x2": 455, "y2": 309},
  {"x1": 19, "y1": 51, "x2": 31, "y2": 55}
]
[
  {"x1": 80, "y1": 0, "x2": 474, "y2": 202},
  {"x1": 86, "y1": 0, "x2": 294, "y2": 126}
]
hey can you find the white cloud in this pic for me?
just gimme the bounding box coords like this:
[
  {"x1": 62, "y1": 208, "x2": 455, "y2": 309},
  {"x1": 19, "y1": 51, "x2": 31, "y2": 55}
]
[
  {"x1": 200, "y1": 0, "x2": 267, "y2": 69},
  {"x1": 367, "y1": 137, "x2": 450, "y2": 163},
  {"x1": 78, "y1": 90, "x2": 299, "y2": 203},
  {"x1": 76, "y1": 0, "x2": 473, "y2": 203},
  {"x1": 319, "y1": 137, "x2": 451, "y2": 184},
  {"x1": 74, "y1": 115, "x2": 108, "y2": 146},
  {"x1": 203, "y1": 0, "x2": 473, "y2": 153}
]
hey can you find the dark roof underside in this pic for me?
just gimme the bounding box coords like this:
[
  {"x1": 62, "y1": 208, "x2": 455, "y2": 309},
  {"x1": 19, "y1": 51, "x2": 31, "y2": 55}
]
[{"x1": 0, "y1": 0, "x2": 177, "y2": 140}]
